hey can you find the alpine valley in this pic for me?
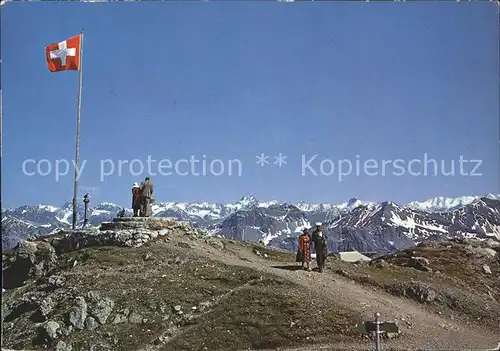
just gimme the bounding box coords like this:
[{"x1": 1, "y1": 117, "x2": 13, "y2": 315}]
[{"x1": 2, "y1": 194, "x2": 500, "y2": 253}]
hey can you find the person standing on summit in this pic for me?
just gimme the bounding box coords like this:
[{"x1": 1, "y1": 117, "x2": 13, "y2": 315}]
[
  {"x1": 131, "y1": 183, "x2": 142, "y2": 217},
  {"x1": 140, "y1": 177, "x2": 154, "y2": 217},
  {"x1": 312, "y1": 222, "x2": 328, "y2": 273}
]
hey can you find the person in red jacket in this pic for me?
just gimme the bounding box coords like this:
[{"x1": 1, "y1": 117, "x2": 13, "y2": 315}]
[
  {"x1": 131, "y1": 183, "x2": 142, "y2": 217},
  {"x1": 296, "y1": 229, "x2": 312, "y2": 271}
]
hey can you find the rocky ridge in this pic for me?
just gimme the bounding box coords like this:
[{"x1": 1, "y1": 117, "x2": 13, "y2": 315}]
[{"x1": 3, "y1": 218, "x2": 202, "y2": 288}]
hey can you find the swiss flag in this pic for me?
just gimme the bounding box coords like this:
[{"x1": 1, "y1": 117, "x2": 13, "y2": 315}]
[{"x1": 45, "y1": 34, "x2": 81, "y2": 72}]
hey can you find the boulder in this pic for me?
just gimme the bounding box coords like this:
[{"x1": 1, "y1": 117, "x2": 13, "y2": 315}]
[
  {"x1": 55, "y1": 341, "x2": 73, "y2": 351},
  {"x1": 467, "y1": 246, "x2": 498, "y2": 259},
  {"x1": 112, "y1": 307, "x2": 130, "y2": 324},
  {"x1": 4, "y1": 241, "x2": 59, "y2": 288},
  {"x1": 112, "y1": 314, "x2": 128, "y2": 324},
  {"x1": 87, "y1": 291, "x2": 115, "y2": 324},
  {"x1": 39, "y1": 297, "x2": 55, "y2": 320},
  {"x1": 128, "y1": 312, "x2": 143, "y2": 324},
  {"x1": 158, "y1": 229, "x2": 170, "y2": 236},
  {"x1": 44, "y1": 320, "x2": 60, "y2": 340},
  {"x1": 85, "y1": 316, "x2": 100, "y2": 330},
  {"x1": 206, "y1": 239, "x2": 225, "y2": 251},
  {"x1": 68, "y1": 296, "x2": 87, "y2": 330},
  {"x1": 482, "y1": 265, "x2": 492, "y2": 275},
  {"x1": 177, "y1": 242, "x2": 192, "y2": 249},
  {"x1": 48, "y1": 275, "x2": 66, "y2": 288},
  {"x1": 484, "y1": 239, "x2": 500, "y2": 248},
  {"x1": 407, "y1": 257, "x2": 432, "y2": 272},
  {"x1": 482, "y1": 248, "x2": 497, "y2": 259},
  {"x1": 389, "y1": 281, "x2": 437, "y2": 303}
]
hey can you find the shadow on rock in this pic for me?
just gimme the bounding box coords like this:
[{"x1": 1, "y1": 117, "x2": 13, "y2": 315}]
[
  {"x1": 3, "y1": 300, "x2": 39, "y2": 323},
  {"x1": 3, "y1": 241, "x2": 58, "y2": 289}
]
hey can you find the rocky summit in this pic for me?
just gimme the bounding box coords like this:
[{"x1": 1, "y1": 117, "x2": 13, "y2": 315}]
[{"x1": 2, "y1": 217, "x2": 500, "y2": 351}]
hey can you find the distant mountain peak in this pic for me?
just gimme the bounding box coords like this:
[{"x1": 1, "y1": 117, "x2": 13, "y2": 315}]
[
  {"x1": 346, "y1": 198, "x2": 359, "y2": 206},
  {"x1": 236, "y1": 195, "x2": 259, "y2": 209},
  {"x1": 485, "y1": 193, "x2": 500, "y2": 200},
  {"x1": 239, "y1": 194, "x2": 257, "y2": 201}
]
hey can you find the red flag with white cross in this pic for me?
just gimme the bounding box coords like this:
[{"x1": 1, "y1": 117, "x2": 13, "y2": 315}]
[
  {"x1": 45, "y1": 34, "x2": 81, "y2": 72},
  {"x1": 45, "y1": 31, "x2": 85, "y2": 231}
]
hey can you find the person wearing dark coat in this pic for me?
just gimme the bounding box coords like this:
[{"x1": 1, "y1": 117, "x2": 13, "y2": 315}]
[
  {"x1": 311, "y1": 222, "x2": 328, "y2": 273},
  {"x1": 140, "y1": 177, "x2": 154, "y2": 217}
]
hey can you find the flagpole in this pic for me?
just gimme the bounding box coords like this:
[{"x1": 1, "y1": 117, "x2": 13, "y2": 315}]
[
  {"x1": 0, "y1": 57, "x2": 3, "y2": 220},
  {"x1": 72, "y1": 29, "x2": 84, "y2": 230},
  {"x1": 0, "y1": 4, "x2": 3, "y2": 222}
]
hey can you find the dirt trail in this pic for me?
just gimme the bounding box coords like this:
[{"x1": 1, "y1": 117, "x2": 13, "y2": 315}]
[{"x1": 187, "y1": 241, "x2": 500, "y2": 351}]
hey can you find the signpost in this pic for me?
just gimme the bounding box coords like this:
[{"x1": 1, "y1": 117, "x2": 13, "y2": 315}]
[
  {"x1": 357, "y1": 312, "x2": 399, "y2": 351},
  {"x1": 82, "y1": 193, "x2": 90, "y2": 229}
]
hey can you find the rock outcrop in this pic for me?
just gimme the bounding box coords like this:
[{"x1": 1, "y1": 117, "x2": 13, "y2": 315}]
[
  {"x1": 389, "y1": 281, "x2": 437, "y2": 303},
  {"x1": 3, "y1": 240, "x2": 58, "y2": 288},
  {"x1": 1, "y1": 217, "x2": 212, "y2": 350},
  {"x1": 3, "y1": 217, "x2": 207, "y2": 290}
]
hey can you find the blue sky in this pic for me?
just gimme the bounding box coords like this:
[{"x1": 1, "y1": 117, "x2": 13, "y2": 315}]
[{"x1": 2, "y1": 2, "x2": 499, "y2": 208}]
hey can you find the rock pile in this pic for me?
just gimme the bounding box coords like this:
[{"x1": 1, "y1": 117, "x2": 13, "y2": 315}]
[
  {"x1": 28, "y1": 290, "x2": 132, "y2": 350},
  {"x1": 418, "y1": 237, "x2": 500, "y2": 259},
  {"x1": 389, "y1": 281, "x2": 437, "y2": 303},
  {"x1": 406, "y1": 256, "x2": 432, "y2": 272},
  {"x1": 376, "y1": 237, "x2": 500, "y2": 275}
]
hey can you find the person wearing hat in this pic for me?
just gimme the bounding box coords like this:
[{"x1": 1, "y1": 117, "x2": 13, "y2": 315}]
[
  {"x1": 312, "y1": 222, "x2": 328, "y2": 273},
  {"x1": 296, "y1": 228, "x2": 312, "y2": 271},
  {"x1": 131, "y1": 182, "x2": 142, "y2": 217}
]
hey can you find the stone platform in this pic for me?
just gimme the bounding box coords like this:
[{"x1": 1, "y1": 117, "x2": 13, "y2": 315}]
[
  {"x1": 99, "y1": 217, "x2": 189, "y2": 231},
  {"x1": 111, "y1": 216, "x2": 179, "y2": 222}
]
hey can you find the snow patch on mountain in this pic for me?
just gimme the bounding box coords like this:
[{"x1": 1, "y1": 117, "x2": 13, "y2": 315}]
[
  {"x1": 295, "y1": 198, "x2": 375, "y2": 213},
  {"x1": 405, "y1": 194, "x2": 500, "y2": 212},
  {"x1": 389, "y1": 212, "x2": 447, "y2": 235},
  {"x1": 56, "y1": 211, "x2": 72, "y2": 225},
  {"x1": 263, "y1": 218, "x2": 311, "y2": 245},
  {"x1": 38, "y1": 205, "x2": 58, "y2": 212}
]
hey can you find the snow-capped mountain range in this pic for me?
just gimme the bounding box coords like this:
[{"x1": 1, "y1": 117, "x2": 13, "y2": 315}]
[{"x1": 2, "y1": 194, "x2": 500, "y2": 252}]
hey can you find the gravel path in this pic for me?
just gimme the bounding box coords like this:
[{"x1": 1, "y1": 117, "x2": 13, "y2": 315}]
[{"x1": 190, "y1": 241, "x2": 500, "y2": 351}]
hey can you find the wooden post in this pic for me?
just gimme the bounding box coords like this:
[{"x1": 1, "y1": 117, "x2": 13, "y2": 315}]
[
  {"x1": 356, "y1": 312, "x2": 399, "y2": 350},
  {"x1": 375, "y1": 312, "x2": 381, "y2": 351}
]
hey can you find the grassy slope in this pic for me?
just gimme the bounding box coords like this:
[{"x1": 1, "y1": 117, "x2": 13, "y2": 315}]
[
  {"x1": 323, "y1": 241, "x2": 500, "y2": 330},
  {"x1": 3, "y1": 233, "x2": 499, "y2": 351},
  {"x1": 2, "y1": 242, "x2": 361, "y2": 351},
  {"x1": 225, "y1": 239, "x2": 499, "y2": 332}
]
